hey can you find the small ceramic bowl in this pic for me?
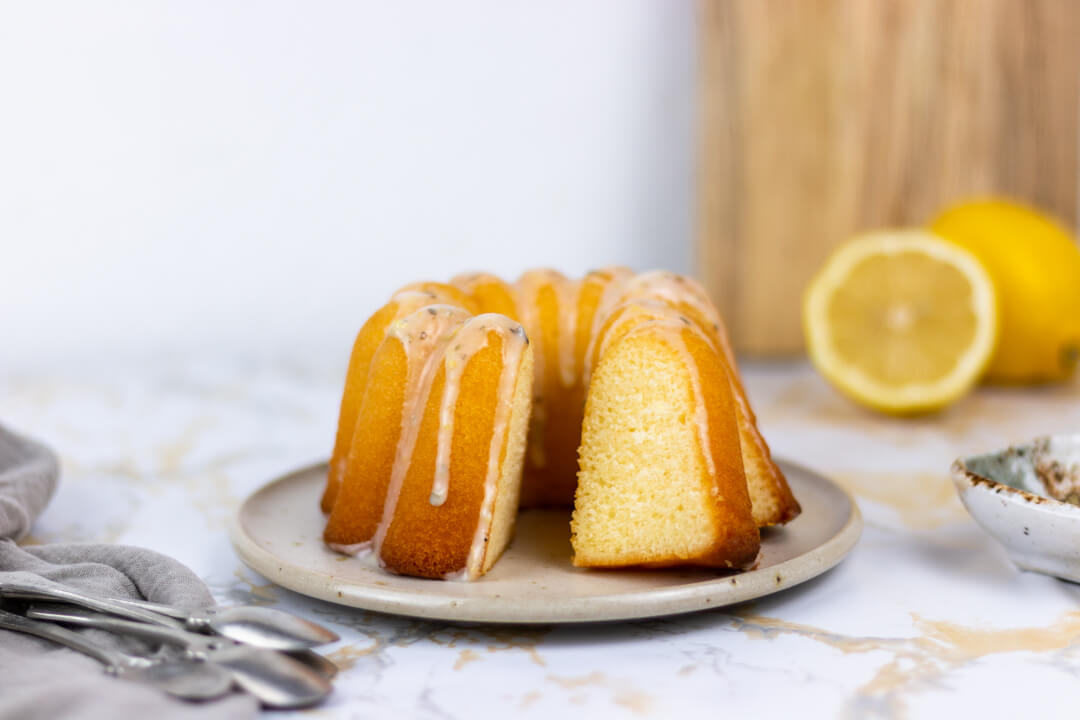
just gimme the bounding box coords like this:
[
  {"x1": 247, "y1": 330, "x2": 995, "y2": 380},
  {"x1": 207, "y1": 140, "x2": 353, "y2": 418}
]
[{"x1": 952, "y1": 434, "x2": 1080, "y2": 583}]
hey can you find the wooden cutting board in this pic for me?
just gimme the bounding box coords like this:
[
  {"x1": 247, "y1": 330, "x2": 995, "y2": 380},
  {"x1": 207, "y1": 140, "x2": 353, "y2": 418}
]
[{"x1": 698, "y1": 0, "x2": 1080, "y2": 356}]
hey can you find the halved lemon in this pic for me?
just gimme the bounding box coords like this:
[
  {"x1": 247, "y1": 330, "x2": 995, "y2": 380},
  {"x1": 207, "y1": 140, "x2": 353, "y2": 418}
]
[{"x1": 803, "y1": 230, "x2": 998, "y2": 414}]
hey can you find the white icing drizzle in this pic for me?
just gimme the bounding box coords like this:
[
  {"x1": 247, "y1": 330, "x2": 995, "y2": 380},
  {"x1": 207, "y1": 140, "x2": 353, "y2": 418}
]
[
  {"x1": 513, "y1": 271, "x2": 553, "y2": 468},
  {"x1": 355, "y1": 303, "x2": 529, "y2": 580},
  {"x1": 448, "y1": 272, "x2": 514, "y2": 316},
  {"x1": 448, "y1": 271, "x2": 489, "y2": 288},
  {"x1": 676, "y1": 329, "x2": 717, "y2": 479},
  {"x1": 391, "y1": 288, "x2": 440, "y2": 304},
  {"x1": 326, "y1": 540, "x2": 372, "y2": 556},
  {"x1": 325, "y1": 288, "x2": 449, "y2": 513},
  {"x1": 588, "y1": 298, "x2": 691, "y2": 369},
  {"x1": 590, "y1": 296, "x2": 719, "y2": 478},
  {"x1": 647, "y1": 321, "x2": 717, "y2": 479},
  {"x1": 463, "y1": 316, "x2": 528, "y2": 578},
  {"x1": 328, "y1": 268, "x2": 741, "y2": 577},
  {"x1": 430, "y1": 315, "x2": 523, "y2": 506},
  {"x1": 430, "y1": 340, "x2": 470, "y2": 506},
  {"x1": 370, "y1": 305, "x2": 473, "y2": 559},
  {"x1": 625, "y1": 271, "x2": 731, "y2": 358},
  {"x1": 586, "y1": 266, "x2": 636, "y2": 344},
  {"x1": 623, "y1": 273, "x2": 763, "y2": 454}
]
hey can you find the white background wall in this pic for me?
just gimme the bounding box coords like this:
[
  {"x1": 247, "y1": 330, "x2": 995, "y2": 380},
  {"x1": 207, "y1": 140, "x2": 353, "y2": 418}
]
[{"x1": 1, "y1": 2, "x2": 696, "y2": 360}]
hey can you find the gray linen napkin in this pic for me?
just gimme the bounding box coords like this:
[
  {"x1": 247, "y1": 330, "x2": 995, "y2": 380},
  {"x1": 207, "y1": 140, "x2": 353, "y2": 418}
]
[{"x1": 0, "y1": 425, "x2": 258, "y2": 720}]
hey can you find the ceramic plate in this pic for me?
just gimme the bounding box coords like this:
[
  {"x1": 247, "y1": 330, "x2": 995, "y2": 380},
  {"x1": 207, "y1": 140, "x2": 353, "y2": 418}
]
[{"x1": 230, "y1": 460, "x2": 861, "y2": 624}]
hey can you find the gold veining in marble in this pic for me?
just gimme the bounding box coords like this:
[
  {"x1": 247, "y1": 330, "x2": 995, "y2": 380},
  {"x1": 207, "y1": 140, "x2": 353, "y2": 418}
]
[
  {"x1": 915, "y1": 612, "x2": 1080, "y2": 659},
  {"x1": 428, "y1": 627, "x2": 549, "y2": 668},
  {"x1": 732, "y1": 607, "x2": 1080, "y2": 717},
  {"x1": 12, "y1": 357, "x2": 1080, "y2": 718},
  {"x1": 453, "y1": 649, "x2": 480, "y2": 670},
  {"x1": 231, "y1": 568, "x2": 280, "y2": 605},
  {"x1": 546, "y1": 672, "x2": 653, "y2": 715},
  {"x1": 833, "y1": 471, "x2": 968, "y2": 530},
  {"x1": 518, "y1": 690, "x2": 542, "y2": 709},
  {"x1": 326, "y1": 639, "x2": 385, "y2": 671},
  {"x1": 614, "y1": 688, "x2": 653, "y2": 715},
  {"x1": 157, "y1": 416, "x2": 215, "y2": 477},
  {"x1": 547, "y1": 671, "x2": 606, "y2": 689}
]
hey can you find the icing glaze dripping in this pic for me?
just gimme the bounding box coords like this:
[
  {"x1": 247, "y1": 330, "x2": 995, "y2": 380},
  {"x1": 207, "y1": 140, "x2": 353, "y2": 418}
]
[
  {"x1": 327, "y1": 268, "x2": 753, "y2": 577},
  {"x1": 324, "y1": 288, "x2": 448, "y2": 509},
  {"x1": 325, "y1": 540, "x2": 372, "y2": 556},
  {"x1": 676, "y1": 328, "x2": 718, "y2": 479},
  {"x1": 430, "y1": 317, "x2": 513, "y2": 506},
  {"x1": 616, "y1": 272, "x2": 764, "y2": 446},
  {"x1": 624, "y1": 271, "x2": 735, "y2": 364},
  {"x1": 625, "y1": 275, "x2": 768, "y2": 455},
  {"x1": 588, "y1": 298, "x2": 698, "y2": 373},
  {"x1": 370, "y1": 305, "x2": 473, "y2": 561},
  {"x1": 514, "y1": 271, "x2": 553, "y2": 469},
  {"x1": 463, "y1": 317, "x2": 529, "y2": 578},
  {"x1": 448, "y1": 271, "x2": 487, "y2": 286},
  {"x1": 598, "y1": 303, "x2": 719, "y2": 479},
  {"x1": 356, "y1": 304, "x2": 529, "y2": 580},
  {"x1": 586, "y1": 266, "x2": 636, "y2": 345},
  {"x1": 391, "y1": 288, "x2": 440, "y2": 304}
]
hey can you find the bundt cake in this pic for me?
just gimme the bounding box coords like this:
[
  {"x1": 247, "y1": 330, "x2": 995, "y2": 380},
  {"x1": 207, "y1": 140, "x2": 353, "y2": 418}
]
[{"x1": 321, "y1": 268, "x2": 800, "y2": 579}]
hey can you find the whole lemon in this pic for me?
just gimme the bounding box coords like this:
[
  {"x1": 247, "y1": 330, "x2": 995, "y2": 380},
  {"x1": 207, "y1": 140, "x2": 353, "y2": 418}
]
[{"x1": 931, "y1": 199, "x2": 1080, "y2": 383}]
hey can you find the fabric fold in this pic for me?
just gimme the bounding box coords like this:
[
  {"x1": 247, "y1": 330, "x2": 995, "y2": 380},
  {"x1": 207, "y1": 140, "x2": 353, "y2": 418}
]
[{"x1": 0, "y1": 424, "x2": 258, "y2": 720}]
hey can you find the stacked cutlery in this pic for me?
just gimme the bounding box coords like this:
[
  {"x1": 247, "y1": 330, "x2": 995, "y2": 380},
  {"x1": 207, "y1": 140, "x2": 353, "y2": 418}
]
[{"x1": 0, "y1": 580, "x2": 339, "y2": 708}]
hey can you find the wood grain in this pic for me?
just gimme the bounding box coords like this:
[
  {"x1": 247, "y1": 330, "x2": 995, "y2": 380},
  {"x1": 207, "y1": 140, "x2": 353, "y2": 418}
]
[{"x1": 698, "y1": 0, "x2": 1080, "y2": 355}]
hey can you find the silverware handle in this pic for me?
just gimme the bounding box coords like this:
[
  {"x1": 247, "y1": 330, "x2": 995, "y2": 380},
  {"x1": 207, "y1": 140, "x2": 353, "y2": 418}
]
[
  {"x1": 0, "y1": 607, "x2": 128, "y2": 669},
  {"x1": 110, "y1": 596, "x2": 193, "y2": 621},
  {"x1": 25, "y1": 604, "x2": 202, "y2": 649},
  {"x1": 0, "y1": 579, "x2": 184, "y2": 629}
]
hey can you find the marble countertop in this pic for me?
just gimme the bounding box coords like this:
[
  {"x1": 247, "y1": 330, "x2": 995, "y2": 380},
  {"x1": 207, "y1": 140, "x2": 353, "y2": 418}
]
[{"x1": 5, "y1": 352, "x2": 1080, "y2": 719}]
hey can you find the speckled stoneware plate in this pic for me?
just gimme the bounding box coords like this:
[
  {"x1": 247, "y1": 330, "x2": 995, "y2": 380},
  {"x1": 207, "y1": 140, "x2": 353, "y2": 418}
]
[
  {"x1": 230, "y1": 460, "x2": 861, "y2": 624},
  {"x1": 952, "y1": 435, "x2": 1080, "y2": 583}
]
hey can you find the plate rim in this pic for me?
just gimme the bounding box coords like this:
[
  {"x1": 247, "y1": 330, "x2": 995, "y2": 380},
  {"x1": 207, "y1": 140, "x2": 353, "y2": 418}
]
[{"x1": 229, "y1": 459, "x2": 862, "y2": 624}]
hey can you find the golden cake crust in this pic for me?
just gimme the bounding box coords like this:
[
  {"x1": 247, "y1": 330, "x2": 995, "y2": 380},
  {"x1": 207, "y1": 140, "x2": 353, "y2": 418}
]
[
  {"x1": 323, "y1": 269, "x2": 794, "y2": 579},
  {"x1": 378, "y1": 339, "x2": 500, "y2": 578},
  {"x1": 570, "y1": 322, "x2": 759, "y2": 569}
]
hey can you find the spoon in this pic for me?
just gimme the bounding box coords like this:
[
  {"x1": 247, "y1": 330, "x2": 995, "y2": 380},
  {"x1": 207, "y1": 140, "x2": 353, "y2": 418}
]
[
  {"x1": 284, "y1": 648, "x2": 339, "y2": 680},
  {"x1": 0, "y1": 579, "x2": 185, "y2": 628},
  {"x1": 0, "y1": 580, "x2": 337, "y2": 679},
  {"x1": 27, "y1": 604, "x2": 333, "y2": 709},
  {"x1": 0, "y1": 579, "x2": 337, "y2": 650},
  {"x1": 0, "y1": 606, "x2": 234, "y2": 701},
  {"x1": 111, "y1": 596, "x2": 340, "y2": 650}
]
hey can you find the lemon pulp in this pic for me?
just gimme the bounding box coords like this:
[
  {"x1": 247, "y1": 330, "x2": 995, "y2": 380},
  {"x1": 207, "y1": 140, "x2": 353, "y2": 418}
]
[{"x1": 804, "y1": 230, "x2": 998, "y2": 414}]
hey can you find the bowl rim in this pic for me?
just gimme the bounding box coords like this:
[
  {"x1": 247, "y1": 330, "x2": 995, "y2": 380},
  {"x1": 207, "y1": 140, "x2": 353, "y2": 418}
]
[{"x1": 951, "y1": 434, "x2": 1080, "y2": 518}]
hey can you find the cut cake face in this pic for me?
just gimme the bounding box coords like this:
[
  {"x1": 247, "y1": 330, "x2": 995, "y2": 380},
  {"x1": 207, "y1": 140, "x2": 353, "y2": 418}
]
[{"x1": 571, "y1": 323, "x2": 760, "y2": 570}]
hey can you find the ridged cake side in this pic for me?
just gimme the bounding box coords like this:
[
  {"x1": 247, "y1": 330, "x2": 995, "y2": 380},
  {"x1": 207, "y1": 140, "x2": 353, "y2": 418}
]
[
  {"x1": 571, "y1": 321, "x2": 759, "y2": 568},
  {"x1": 322, "y1": 267, "x2": 795, "y2": 580},
  {"x1": 324, "y1": 305, "x2": 532, "y2": 580},
  {"x1": 593, "y1": 272, "x2": 800, "y2": 527},
  {"x1": 322, "y1": 285, "x2": 478, "y2": 513}
]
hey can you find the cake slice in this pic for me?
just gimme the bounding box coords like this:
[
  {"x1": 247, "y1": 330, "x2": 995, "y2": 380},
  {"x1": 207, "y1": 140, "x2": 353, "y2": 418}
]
[
  {"x1": 597, "y1": 271, "x2": 800, "y2": 527},
  {"x1": 324, "y1": 305, "x2": 533, "y2": 580},
  {"x1": 571, "y1": 320, "x2": 760, "y2": 569}
]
